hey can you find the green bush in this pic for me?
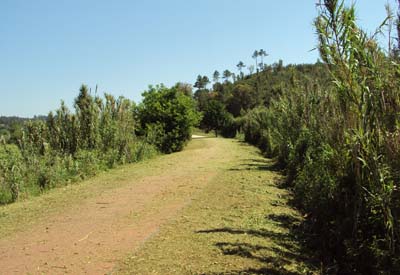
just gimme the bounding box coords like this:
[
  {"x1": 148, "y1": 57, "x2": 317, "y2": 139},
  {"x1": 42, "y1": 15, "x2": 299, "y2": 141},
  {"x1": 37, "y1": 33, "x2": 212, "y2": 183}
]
[
  {"x1": 137, "y1": 84, "x2": 201, "y2": 153},
  {"x1": 130, "y1": 140, "x2": 158, "y2": 162},
  {"x1": 220, "y1": 113, "x2": 238, "y2": 138},
  {"x1": 0, "y1": 145, "x2": 23, "y2": 203},
  {"x1": 74, "y1": 150, "x2": 101, "y2": 179}
]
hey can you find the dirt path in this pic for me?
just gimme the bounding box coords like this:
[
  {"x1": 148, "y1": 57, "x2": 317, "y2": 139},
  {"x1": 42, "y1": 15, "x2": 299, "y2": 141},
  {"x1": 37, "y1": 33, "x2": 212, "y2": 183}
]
[
  {"x1": 0, "y1": 138, "x2": 234, "y2": 274},
  {"x1": 117, "y1": 138, "x2": 317, "y2": 274}
]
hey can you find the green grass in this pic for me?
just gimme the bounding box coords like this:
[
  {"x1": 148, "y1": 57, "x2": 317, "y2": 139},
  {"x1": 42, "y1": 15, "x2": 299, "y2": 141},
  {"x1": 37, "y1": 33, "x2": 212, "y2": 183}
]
[{"x1": 117, "y1": 140, "x2": 318, "y2": 275}]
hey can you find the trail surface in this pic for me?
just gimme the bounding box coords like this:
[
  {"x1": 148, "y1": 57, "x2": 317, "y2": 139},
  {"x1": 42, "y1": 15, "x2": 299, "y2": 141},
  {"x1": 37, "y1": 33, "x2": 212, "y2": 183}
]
[{"x1": 0, "y1": 138, "x2": 316, "y2": 274}]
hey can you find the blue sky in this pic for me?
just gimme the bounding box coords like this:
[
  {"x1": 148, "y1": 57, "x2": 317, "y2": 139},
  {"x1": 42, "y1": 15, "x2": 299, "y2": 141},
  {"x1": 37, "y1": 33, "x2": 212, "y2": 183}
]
[{"x1": 0, "y1": 0, "x2": 394, "y2": 117}]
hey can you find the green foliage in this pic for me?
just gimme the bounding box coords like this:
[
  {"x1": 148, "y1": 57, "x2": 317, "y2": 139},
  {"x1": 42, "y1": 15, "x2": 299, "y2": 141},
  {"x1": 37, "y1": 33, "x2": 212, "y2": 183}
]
[
  {"x1": 0, "y1": 144, "x2": 23, "y2": 203},
  {"x1": 74, "y1": 85, "x2": 100, "y2": 150},
  {"x1": 47, "y1": 102, "x2": 79, "y2": 155},
  {"x1": 0, "y1": 128, "x2": 10, "y2": 143},
  {"x1": 227, "y1": 83, "x2": 258, "y2": 117},
  {"x1": 190, "y1": 1, "x2": 400, "y2": 272},
  {"x1": 237, "y1": 1, "x2": 400, "y2": 273},
  {"x1": 137, "y1": 84, "x2": 201, "y2": 153},
  {"x1": 0, "y1": 85, "x2": 165, "y2": 205},
  {"x1": 201, "y1": 99, "x2": 236, "y2": 136},
  {"x1": 129, "y1": 140, "x2": 158, "y2": 162},
  {"x1": 219, "y1": 112, "x2": 237, "y2": 138},
  {"x1": 194, "y1": 75, "x2": 210, "y2": 90},
  {"x1": 312, "y1": 1, "x2": 400, "y2": 272}
]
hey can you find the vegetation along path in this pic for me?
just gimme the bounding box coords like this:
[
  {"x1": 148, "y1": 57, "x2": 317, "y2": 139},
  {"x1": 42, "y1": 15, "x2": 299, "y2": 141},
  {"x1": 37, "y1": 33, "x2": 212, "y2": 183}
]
[{"x1": 0, "y1": 137, "x2": 316, "y2": 274}]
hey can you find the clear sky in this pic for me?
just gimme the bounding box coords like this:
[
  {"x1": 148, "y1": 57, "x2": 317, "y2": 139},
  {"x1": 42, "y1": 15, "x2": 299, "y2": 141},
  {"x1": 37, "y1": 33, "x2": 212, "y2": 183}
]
[{"x1": 0, "y1": 0, "x2": 394, "y2": 117}]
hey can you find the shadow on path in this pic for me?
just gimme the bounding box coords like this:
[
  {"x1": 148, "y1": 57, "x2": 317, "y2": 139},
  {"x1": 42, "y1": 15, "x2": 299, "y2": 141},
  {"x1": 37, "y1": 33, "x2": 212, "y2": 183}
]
[
  {"x1": 196, "y1": 223, "x2": 314, "y2": 275},
  {"x1": 228, "y1": 158, "x2": 282, "y2": 173},
  {"x1": 196, "y1": 158, "x2": 318, "y2": 275}
]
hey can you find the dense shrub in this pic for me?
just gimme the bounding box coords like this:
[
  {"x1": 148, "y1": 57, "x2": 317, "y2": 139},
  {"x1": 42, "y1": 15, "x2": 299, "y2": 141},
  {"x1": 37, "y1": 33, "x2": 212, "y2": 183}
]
[
  {"x1": 220, "y1": 113, "x2": 238, "y2": 138},
  {"x1": 200, "y1": 99, "x2": 237, "y2": 137},
  {"x1": 0, "y1": 83, "x2": 196, "y2": 205},
  {"x1": 0, "y1": 144, "x2": 23, "y2": 203},
  {"x1": 137, "y1": 84, "x2": 200, "y2": 153},
  {"x1": 239, "y1": 1, "x2": 400, "y2": 272}
]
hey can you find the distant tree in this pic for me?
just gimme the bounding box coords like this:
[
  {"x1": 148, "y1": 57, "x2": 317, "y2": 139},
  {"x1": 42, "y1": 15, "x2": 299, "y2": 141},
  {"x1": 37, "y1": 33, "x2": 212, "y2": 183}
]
[
  {"x1": 194, "y1": 89, "x2": 210, "y2": 112},
  {"x1": 203, "y1": 76, "x2": 210, "y2": 88},
  {"x1": 248, "y1": 65, "x2": 255, "y2": 75},
  {"x1": 236, "y1": 61, "x2": 246, "y2": 79},
  {"x1": 193, "y1": 75, "x2": 211, "y2": 111},
  {"x1": 227, "y1": 83, "x2": 258, "y2": 117},
  {"x1": 194, "y1": 75, "x2": 210, "y2": 90},
  {"x1": 201, "y1": 99, "x2": 230, "y2": 137},
  {"x1": 194, "y1": 75, "x2": 205, "y2": 89},
  {"x1": 222, "y1": 70, "x2": 232, "y2": 83},
  {"x1": 273, "y1": 59, "x2": 284, "y2": 72},
  {"x1": 213, "y1": 70, "x2": 220, "y2": 83},
  {"x1": 252, "y1": 50, "x2": 259, "y2": 72},
  {"x1": 174, "y1": 82, "x2": 193, "y2": 97},
  {"x1": 258, "y1": 49, "x2": 268, "y2": 70}
]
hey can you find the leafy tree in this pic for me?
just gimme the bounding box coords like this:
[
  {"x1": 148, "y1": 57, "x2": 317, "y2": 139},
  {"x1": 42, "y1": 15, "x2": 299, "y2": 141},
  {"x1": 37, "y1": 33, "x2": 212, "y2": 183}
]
[
  {"x1": 227, "y1": 83, "x2": 258, "y2": 117},
  {"x1": 194, "y1": 75, "x2": 210, "y2": 90},
  {"x1": 194, "y1": 89, "x2": 210, "y2": 111},
  {"x1": 222, "y1": 70, "x2": 232, "y2": 83},
  {"x1": 137, "y1": 84, "x2": 200, "y2": 153},
  {"x1": 236, "y1": 61, "x2": 246, "y2": 79},
  {"x1": 74, "y1": 85, "x2": 100, "y2": 150},
  {"x1": 258, "y1": 49, "x2": 268, "y2": 70},
  {"x1": 252, "y1": 50, "x2": 259, "y2": 72},
  {"x1": 212, "y1": 70, "x2": 220, "y2": 83},
  {"x1": 202, "y1": 76, "x2": 210, "y2": 88},
  {"x1": 201, "y1": 99, "x2": 231, "y2": 137},
  {"x1": 174, "y1": 82, "x2": 193, "y2": 97}
]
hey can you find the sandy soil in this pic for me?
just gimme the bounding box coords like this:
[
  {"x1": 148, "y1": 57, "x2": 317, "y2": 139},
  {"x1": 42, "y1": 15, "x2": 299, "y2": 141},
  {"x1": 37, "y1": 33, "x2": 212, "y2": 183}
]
[{"x1": 0, "y1": 138, "x2": 229, "y2": 274}]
